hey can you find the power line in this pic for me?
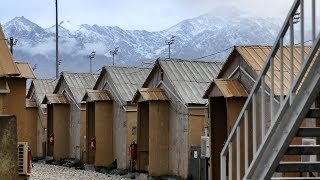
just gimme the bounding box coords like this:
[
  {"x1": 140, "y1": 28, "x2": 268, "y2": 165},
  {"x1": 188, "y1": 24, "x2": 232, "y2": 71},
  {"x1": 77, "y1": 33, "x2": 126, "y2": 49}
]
[{"x1": 192, "y1": 46, "x2": 234, "y2": 60}]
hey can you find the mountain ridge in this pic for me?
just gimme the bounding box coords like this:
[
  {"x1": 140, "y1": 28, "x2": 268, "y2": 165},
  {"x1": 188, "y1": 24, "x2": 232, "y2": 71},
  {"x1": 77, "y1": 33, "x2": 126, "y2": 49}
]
[{"x1": 3, "y1": 6, "x2": 286, "y2": 78}]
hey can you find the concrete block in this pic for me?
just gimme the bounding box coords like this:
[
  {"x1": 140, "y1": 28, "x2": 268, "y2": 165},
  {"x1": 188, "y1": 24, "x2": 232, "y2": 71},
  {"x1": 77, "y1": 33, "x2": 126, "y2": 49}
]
[{"x1": 0, "y1": 115, "x2": 18, "y2": 179}]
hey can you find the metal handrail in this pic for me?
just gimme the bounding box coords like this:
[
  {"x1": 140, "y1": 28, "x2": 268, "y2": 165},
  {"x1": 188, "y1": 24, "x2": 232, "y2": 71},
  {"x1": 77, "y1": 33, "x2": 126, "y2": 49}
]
[{"x1": 220, "y1": 0, "x2": 318, "y2": 179}]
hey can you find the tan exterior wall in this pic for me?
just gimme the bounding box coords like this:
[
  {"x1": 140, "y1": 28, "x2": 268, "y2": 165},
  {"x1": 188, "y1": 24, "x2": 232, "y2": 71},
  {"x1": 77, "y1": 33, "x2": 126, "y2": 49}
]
[
  {"x1": 113, "y1": 102, "x2": 127, "y2": 168},
  {"x1": 137, "y1": 102, "x2": 149, "y2": 171},
  {"x1": 95, "y1": 101, "x2": 113, "y2": 166},
  {"x1": 86, "y1": 102, "x2": 95, "y2": 164},
  {"x1": 126, "y1": 108, "x2": 137, "y2": 167},
  {"x1": 149, "y1": 101, "x2": 169, "y2": 176},
  {"x1": 25, "y1": 107, "x2": 38, "y2": 156},
  {"x1": 53, "y1": 104, "x2": 70, "y2": 160},
  {"x1": 0, "y1": 78, "x2": 26, "y2": 143},
  {"x1": 113, "y1": 102, "x2": 138, "y2": 169},
  {"x1": 36, "y1": 108, "x2": 47, "y2": 157},
  {"x1": 80, "y1": 103, "x2": 87, "y2": 162}
]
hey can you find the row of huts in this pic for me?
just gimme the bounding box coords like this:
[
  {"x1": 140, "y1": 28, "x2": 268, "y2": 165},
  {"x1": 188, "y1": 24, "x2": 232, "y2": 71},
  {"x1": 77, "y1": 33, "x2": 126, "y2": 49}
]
[
  {"x1": 0, "y1": 14, "x2": 308, "y2": 177},
  {"x1": 22, "y1": 45, "x2": 312, "y2": 179}
]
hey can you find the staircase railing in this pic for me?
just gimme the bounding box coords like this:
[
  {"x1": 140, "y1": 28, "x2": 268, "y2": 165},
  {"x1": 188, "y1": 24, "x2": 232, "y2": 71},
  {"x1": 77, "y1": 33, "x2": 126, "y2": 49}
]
[{"x1": 220, "y1": 0, "x2": 319, "y2": 179}]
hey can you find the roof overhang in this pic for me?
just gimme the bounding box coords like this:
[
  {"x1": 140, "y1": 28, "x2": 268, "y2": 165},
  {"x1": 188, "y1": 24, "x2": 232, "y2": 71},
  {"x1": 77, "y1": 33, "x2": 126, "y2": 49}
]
[
  {"x1": 132, "y1": 88, "x2": 169, "y2": 103},
  {"x1": 26, "y1": 99, "x2": 38, "y2": 108},
  {"x1": 82, "y1": 89, "x2": 113, "y2": 102},
  {"x1": 42, "y1": 94, "x2": 69, "y2": 104}
]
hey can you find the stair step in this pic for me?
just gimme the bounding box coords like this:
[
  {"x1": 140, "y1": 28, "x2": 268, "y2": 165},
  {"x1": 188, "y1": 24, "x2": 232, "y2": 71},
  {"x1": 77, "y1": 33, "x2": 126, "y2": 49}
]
[
  {"x1": 296, "y1": 128, "x2": 320, "y2": 137},
  {"x1": 286, "y1": 145, "x2": 320, "y2": 155},
  {"x1": 306, "y1": 108, "x2": 320, "y2": 118},
  {"x1": 271, "y1": 177, "x2": 319, "y2": 180},
  {"x1": 276, "y1": 162, "x2": 320, "y2": 172}
]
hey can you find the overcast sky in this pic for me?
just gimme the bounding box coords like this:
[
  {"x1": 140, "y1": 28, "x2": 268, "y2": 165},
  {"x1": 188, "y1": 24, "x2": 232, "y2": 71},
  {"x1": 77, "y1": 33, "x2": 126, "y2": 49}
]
[{"x1": 0, "y1": 0, "x2": 298, "y2": 31}]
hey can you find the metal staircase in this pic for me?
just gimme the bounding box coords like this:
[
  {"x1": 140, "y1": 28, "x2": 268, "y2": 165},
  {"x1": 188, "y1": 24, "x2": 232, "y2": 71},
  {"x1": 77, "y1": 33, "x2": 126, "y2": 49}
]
[{"x1": 220, "y1": 0, "x2": 320, "y2": 179}]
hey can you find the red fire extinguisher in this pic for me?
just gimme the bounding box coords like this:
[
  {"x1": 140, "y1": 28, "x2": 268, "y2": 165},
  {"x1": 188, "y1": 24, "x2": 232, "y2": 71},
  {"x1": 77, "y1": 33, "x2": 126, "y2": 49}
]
[
  {"x1": 130, "y1": 140, "x2": 137, "y2": 161},
  {"x1": 90, "y1": 136, "x2": 96, "y2": 151},
  {"x1": 49, "y1": 133, "x2": 54, "y2": 145},
  {"x1": 27, "y1": 146, "x2": 32, "y2": 174}
]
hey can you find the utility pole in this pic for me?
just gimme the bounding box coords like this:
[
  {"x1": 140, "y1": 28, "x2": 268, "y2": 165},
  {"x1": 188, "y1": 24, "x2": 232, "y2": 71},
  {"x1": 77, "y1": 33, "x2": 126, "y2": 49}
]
[
  {"x1": 55, "y1": 0, "x2": 59, "y2": 79},
  {"x1": 7, "y1": 37, "x2": 18, "y2": 55},
  {"x1": 88, "y1": 51, "x2": 96, "y2": 73},
  {"x1": 165, "y1": 35, "x2": 175, "y2": 59},
  {"x1": 109, "y1": 47, "x2": 119, "y2": 66}
]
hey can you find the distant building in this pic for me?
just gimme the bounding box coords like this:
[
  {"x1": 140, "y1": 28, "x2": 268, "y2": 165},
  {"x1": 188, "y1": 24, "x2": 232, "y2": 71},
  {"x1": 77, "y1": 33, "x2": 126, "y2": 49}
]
[
  {"x1": 43, "y1": 72, "x2": 98, "y2": 161},
  {"x1": 91, "y1": 66, "x2": 151, "y2": 168},
  {"x1": 203, "y1": 45, "x2": 312, "y2": 179},
  {"x1": 132, "y1": 59, "x2": 223, "y2": 178},
  {"x1": 27, "y1": 79, "x2": 58, "y2": 157}
]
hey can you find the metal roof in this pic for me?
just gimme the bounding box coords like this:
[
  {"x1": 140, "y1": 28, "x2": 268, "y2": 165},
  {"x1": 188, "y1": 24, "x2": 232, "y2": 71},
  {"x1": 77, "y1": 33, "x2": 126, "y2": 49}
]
[
  {"x1": 102, "y1": 66, "x2": 151, "y2": 102},
  {"x1": 28, "y1": 79, "x2": 58, "y2": 105},
  {"x1": 26, "y1": 99, "x2": 38, "y2": 108},
  {"x1": 15, "y1": 62, "x2": 36, "y2": 79},
  {"x1": 236, "y1": 45, "x2": 311, "y2": 95},
  {"x1": 214, "y1": 79, "x2": 248, "y2": 98},
  {"x1": 205, "y1": 45, "x2": 313, "y2": 98},
  {"x1": 83, "y1": 90, "x2": 112, "y2": 102},
  {"x1": 55, "y1": 72, "x2": 99, "y2": 103},
  {"x1": 0, "y1": 25, "x2": 20, "y2": 77},
  {"x1": 132, "y1": 88, "x2": 169, "y2": 102},
  {"x1": 158, "y1": 59, "x2": 223, "y2": 104},
  {"x1": 42, "y1": 94, "x2": 69, "y2": 104}
]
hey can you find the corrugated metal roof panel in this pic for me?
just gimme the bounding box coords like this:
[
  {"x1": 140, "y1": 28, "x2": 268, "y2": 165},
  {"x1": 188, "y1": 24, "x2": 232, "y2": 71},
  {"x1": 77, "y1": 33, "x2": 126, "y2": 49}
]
[
  {"x1": 31, "y1": 79, "x2": 58, "y2": 105},
  {"x1": 15, "y1": 62, "x2": 36, "y2": 79},
  {"x1": 159, "y1": 59, "x2": 223, "y2": 104},
  {"x1": 83, "y1": 90, "x2": 112, "y2": 102},
  {"x1": 236, "y1": 45, "x2": 312, "y2": 95},
  {"x1": 214, "y1": 79, "x2": 248, "y2": 97},
  {"x1": 62, "y1": 72, "x2": 99, "y2": 103},
  {"x1": 43, "y1": 94, "x2": 69, "y2": 104},
  {"x1": 0, "y1": 25, "x2": 20, "y2": 77},
  {"x1": 26, "y1": 99, "x2": 38, "y2": 108},
  {"x1": 138, "y1": 88, "x2": 169, "y2": 101},
  {"x1": 105, "y1": 66, "x2": 151, "y2": 102}
]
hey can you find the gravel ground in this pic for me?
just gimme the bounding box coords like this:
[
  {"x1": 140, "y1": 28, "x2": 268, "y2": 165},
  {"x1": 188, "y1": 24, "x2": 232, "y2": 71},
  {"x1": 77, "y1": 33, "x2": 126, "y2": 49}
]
[{"x1": 29, "y1": 162, "x2": 122, "y2": 180}]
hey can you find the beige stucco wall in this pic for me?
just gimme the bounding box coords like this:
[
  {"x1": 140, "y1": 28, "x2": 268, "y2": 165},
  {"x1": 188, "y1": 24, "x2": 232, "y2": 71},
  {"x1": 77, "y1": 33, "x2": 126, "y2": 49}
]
[{"x1": 25, "y1": 107, "x2": 38, "y2": 156}]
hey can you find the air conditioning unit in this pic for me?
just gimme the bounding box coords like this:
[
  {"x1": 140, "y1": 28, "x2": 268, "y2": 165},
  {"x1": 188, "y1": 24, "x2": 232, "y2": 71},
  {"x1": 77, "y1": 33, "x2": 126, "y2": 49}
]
[
  {"x1": 18, "y1": 142, "x2": 29, "y2": 175},
  {"x1": 201, "y1": 136, "x2": 210, "y2": 158}
]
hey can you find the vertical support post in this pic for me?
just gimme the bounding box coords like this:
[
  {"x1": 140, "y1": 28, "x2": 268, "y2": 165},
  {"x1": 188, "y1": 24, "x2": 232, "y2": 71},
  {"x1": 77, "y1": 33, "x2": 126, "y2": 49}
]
[
  {"x1": 270, "y1": 57, "x2": 274, "y2": 122},
  {"x1": 261, "y1": 77, "x2": 266, "y2": 139},
  {"x1": 236, "y1": 127, "x2": 240, "y2": 180},
  {"x1": 312, "y1": 0, "x2": 316, "y2": 43},
  {"x1": 221, "y1": 155, "x2": 227, "y2": 180},
  {"x1": 280, "y1": 38, "x2": 284, "y2": 104},
  {"x1": 252, "y1": 93, "x2": 257, "y2": 155},
  {"x1": 244, "y1": 110, "x2": 249, "y2": 171},
  {"x1": 228, "y1": 143, "x2": 233, "y2": 180},
  {"x1": 300, "y1": 0, "x2": 304, "y2": 64},
  {"x1": 290, "y1": 17, "x2": 294, "y2": 104},
  {"x1": 55, "y1": 0, "x2": 59, "y2": 79}
]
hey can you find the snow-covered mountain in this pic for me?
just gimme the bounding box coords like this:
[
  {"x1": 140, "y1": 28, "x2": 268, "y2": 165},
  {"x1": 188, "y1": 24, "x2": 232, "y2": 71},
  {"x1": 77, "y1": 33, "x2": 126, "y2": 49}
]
[{"x1": 3, "y1": 5, "x2": 285, "y2": 78}]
